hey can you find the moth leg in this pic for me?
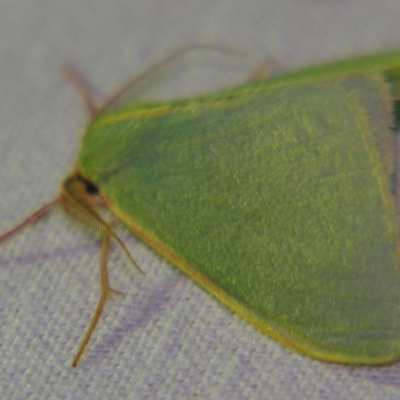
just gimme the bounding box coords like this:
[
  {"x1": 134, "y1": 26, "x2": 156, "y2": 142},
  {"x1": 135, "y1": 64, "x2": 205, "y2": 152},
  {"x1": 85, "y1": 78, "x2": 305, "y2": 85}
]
[
  {"x1": 64, "y1": 45, "x2": 241, "y2": 120},
  {"x1": 61, "y1": 173, "x2": 143, "y2": 274},
  {"x1": 97, "y1": 45, "x2": 240, "y2": 114},
  {"x1": 0, "y1": 198, "x2": 61, "y2": 244},
  {"x1": 245, "y1": 57, "x2": 272, "y2": 82},
  {"x1": 62, "y1": 64, "x2": 100, "y2": 118},
  {"x1": 72, "y1": 233, "x2": 111, "y2": 367},
  {"x1": 61, "y1": 173, "x2": 143, "y2": 366}
]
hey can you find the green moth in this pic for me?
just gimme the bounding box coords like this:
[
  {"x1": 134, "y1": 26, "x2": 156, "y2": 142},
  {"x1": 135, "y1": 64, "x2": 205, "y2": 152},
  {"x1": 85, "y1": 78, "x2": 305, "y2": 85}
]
[{"x1": 2, "y1": 49, "x2": 400, "y2": 367}]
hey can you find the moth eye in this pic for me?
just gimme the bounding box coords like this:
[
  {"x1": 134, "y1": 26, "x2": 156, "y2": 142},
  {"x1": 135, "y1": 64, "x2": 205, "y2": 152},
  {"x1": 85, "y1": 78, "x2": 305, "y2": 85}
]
[
  {"x1": 76, "y1": 173, "x2": 99, "y2": 195},
  {"x1": 84, "y1": 180, "x2": 99, "y2": 195}
]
